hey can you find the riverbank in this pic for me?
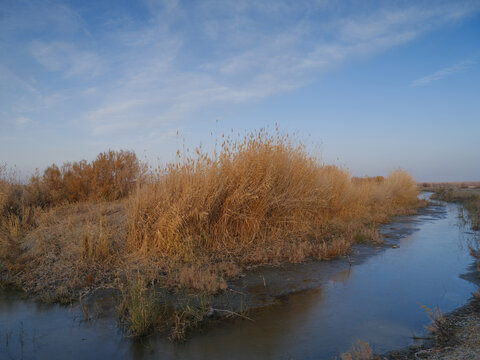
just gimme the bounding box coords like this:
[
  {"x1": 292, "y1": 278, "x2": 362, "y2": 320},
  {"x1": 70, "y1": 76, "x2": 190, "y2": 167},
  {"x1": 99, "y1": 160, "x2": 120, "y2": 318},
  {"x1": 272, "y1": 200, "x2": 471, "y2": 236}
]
[
  {"x1": 0, "y1": 132, "x2": 423, "y2": 338},
  {"x1": 381, "y1": 184, "x2": 480, "y2": 360},
  {"x1": 2, "y1": 193, "x2": 477, "y2": 359},
  {"x1": 385, "y1": 296, "x2": 480, "y2": 360},
  {"x1": 0, "y1": 196, "x2": 429, "y2": 341}
]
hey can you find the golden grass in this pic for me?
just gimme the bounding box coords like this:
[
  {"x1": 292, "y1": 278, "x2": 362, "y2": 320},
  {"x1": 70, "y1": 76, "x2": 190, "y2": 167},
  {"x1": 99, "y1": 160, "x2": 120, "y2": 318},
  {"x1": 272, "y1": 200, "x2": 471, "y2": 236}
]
[
  {"x1": 1, "y1": 131, "x2": 421, "y2": 296},
  {"x1": 1, "y1": 201, "x2": 127, "y2": 297},
  {"x1": 0, "y1": 130, "x2": 424, "y2": 338},
  {"x1": 0, "y1": 131, "x2": 418, "y2": 292},
  {"x1": 127, "y1": 129, "x2": 421, "y2": 268}
]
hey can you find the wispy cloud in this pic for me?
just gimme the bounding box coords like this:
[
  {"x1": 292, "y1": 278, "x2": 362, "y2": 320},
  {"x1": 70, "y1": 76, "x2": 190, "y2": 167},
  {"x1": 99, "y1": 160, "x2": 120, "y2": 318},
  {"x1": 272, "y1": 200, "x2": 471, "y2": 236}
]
[
  {"x1": 2, "y1": 0, "x2": 480, "y2": 139},
  {"x1": 12, "y1": 116, "x2": 36, "y2": 127},
  {"x1": 81, "y1": 1, "x2": 480, "y2": 137},
  {"x1": 30, "y1": 41, "x2": 104, "y2": 78},
  {"x1": 412, "y1": 59, "x2": 476, "y2": 86}
]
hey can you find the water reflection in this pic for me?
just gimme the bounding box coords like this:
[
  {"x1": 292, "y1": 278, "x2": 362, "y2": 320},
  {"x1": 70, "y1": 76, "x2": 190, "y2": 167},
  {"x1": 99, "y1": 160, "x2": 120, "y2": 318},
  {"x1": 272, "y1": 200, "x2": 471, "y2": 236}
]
[{"x1": 331, "y1": 267, "x2": 352, "y2": 285}]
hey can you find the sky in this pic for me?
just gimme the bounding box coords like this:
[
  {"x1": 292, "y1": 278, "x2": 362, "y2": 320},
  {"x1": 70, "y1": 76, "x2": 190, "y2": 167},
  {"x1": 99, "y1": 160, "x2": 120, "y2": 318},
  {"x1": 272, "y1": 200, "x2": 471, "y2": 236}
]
[{"x1": 1, "y1": 0, "x2": 479, "y2": 182}]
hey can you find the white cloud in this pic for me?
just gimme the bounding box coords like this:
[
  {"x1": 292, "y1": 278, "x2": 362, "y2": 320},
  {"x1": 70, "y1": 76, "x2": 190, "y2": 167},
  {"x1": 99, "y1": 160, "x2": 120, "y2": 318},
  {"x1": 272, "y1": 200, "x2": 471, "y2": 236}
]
[
  {"x1": 412, "y1": 59, "x2": 476, "y2": 86},
  {"x1": 12, "y1": 116, "x2": 36, "y2": 127},
  {"x1": 30, "y1": 41, "x2": 104, "y2": 78},
  {"x1": 103, "y1": 0, "x2": 479, "y2": 126}
]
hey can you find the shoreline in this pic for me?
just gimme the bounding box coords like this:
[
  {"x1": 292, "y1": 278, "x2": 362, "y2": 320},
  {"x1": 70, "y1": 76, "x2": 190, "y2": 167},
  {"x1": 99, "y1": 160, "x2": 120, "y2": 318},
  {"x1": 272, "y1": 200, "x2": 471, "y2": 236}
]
[
  {"x1": 380, "y1": 187, "x2": 480, "y2": 360},
  {"x1": 384, "y1": 290, "x2": 480, "y2": 360},
  {"x1": 2, "y1": 199, "x2": 446, "y2": 342}
]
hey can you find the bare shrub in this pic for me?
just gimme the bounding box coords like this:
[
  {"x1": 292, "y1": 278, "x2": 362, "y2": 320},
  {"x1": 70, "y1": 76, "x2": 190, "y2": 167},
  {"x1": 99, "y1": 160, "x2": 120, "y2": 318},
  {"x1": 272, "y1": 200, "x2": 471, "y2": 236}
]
[
  {"x1": 422, "y1": 305, "x2": 449, "y2": 342},
  {"x1": 29, "y1": 149, "x2": 145, "y2": 206}
]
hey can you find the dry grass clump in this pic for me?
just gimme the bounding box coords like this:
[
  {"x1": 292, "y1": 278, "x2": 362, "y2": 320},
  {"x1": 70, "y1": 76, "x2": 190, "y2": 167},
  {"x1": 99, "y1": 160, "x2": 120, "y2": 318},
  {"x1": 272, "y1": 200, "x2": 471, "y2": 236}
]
[
  {"x1": 117, "y1": 275, "x2": 210, "y2": 340},
  {"x1": 173, "y1": 265, "x2": 227, "y2": 293},
  {"x1": 0, "y1": 163, "x2": 8, "y2": 213},
  {"x1": 1, "y1": 132, "x2": 421, "y2": 304},
  {"x1": 169, "y1": 303, "x2": 207, "y2": 342},
  {"x1": 0, "y1": 151, "x2": 144, "y2": 296},
  {"x1": 117, "y1": 276, "x2": 163, "y2": 336},
  {"x1": 0, "y1": 164, "x2": 30, "y2": 275},
  {"x1": 0, "y1": 150, "x2": 144, "y2": 259},
  {"x1": 422, "y1": 305, "x2": 450, "y2": 344},
  {"x1": 127, "y1": 130, "x2": 421, "y2": 270},
  {"x1": 1, "y1": 150, "x2": 144, "y2": 219},
  {"x1": 0, "y1": 165, "x2": 35, "y2": 237},
  {"x1": 1, "y1": 201, "x2": 127, "y2": 297},
  {"x1": 340, "y1": 340, "x2": 377, "y2": 360}
]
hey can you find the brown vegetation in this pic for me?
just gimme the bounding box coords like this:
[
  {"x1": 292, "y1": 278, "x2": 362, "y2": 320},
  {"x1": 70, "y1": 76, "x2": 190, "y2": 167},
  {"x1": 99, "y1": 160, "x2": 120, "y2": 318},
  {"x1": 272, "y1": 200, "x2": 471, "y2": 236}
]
[
  {"x1": 421, "y1": 182, "x2": 480, "y2": 190},
  {"x1": 0, "y1": 131, "x2": 423, "y2": 338},
  {"x1": 33, "y1": 149, "x2": 145, "y2": 205},
  {"x1": 128, "y1": 130, "x2": 421, "y2": 269},
  {"x1": 340, "y1": 340, "x2": 377, "y2": 360}
]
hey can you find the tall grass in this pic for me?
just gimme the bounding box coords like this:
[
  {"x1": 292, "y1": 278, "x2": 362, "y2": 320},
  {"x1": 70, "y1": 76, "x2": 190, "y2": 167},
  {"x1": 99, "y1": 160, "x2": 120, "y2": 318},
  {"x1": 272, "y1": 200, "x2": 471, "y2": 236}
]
[{"x1": 127, "y1": 130, "x2": 420, "y2": 266}]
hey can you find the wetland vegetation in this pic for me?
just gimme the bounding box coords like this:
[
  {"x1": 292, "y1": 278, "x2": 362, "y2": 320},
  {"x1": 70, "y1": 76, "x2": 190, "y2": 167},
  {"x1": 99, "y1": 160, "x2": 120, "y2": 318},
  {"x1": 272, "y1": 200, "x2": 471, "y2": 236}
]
[{"x1": 0, "y1": 130, "x2": 424, "y2": 340}]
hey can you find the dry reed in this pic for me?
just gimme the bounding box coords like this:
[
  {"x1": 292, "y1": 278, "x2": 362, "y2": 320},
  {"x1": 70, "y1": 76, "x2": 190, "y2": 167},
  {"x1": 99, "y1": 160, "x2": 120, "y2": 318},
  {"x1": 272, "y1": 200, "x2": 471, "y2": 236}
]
[
  {"x1": 0, "y1": 130, "x2": 424, "y2": 338},
  {"x1": 127, "y1": 129, "x2": 421, "y2": 268}
]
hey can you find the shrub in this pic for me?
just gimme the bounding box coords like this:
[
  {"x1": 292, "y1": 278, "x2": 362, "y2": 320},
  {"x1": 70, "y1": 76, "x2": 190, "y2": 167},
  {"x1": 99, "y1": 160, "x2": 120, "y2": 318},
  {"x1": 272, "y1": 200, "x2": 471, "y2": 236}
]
[
  {"x1": 91, "y1": 150, "x2": 144, "y2": 200},
  {"x1": 30, "y1": 149, "x2": 145, "y2": 205}
]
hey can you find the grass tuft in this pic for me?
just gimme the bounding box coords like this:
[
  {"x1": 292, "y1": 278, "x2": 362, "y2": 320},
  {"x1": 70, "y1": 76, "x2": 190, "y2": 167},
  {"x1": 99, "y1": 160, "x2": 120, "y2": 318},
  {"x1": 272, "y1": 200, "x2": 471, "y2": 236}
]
[
  {"x1": 118, "y1": 276, "x2": 163, "y2": 337},
  {"x1": 340, "y1": 340, "x2": 376, "y2": 360}
]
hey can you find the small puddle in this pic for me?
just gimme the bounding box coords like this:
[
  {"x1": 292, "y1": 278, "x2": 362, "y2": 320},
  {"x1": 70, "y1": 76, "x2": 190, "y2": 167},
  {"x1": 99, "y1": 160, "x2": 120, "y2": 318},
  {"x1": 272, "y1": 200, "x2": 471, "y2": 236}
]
[{"x1": 1, "y1": 194, "x2": 479, "y2": 359}]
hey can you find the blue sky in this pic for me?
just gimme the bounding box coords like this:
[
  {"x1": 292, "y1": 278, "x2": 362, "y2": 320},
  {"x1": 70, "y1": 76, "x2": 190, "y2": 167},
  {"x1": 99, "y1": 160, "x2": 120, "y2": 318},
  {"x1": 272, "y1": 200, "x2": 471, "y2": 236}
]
[{"x1": 1, "y1": 0, "x2": 479, "y2": 181}]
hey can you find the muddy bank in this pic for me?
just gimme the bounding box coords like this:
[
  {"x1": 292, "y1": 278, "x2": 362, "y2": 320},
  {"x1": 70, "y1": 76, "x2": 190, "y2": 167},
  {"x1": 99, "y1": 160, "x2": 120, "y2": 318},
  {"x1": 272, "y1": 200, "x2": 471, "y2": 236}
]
[
  {"x1": 209, "y1": 202, "x2": 444, "y2": 314},
  {"x1": 82, "y1": 199, "x2": 443, "y2": 318}
]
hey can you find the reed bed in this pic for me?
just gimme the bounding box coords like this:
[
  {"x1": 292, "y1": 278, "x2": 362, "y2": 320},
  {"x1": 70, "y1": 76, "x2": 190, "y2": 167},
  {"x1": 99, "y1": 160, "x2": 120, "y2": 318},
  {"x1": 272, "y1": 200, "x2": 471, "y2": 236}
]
[
  {"x1": 127, "y1": 130, "x2": 421, "y2": 267},
  {"x1": 1, "y1": 131, "x2": 421, "y2": 294},
  {"x1": 0, "y1": 130, "x2": 423, "y2": 338},
  {"x1": 0, "y1": 131, "x2": 422, "y2": 293}
]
